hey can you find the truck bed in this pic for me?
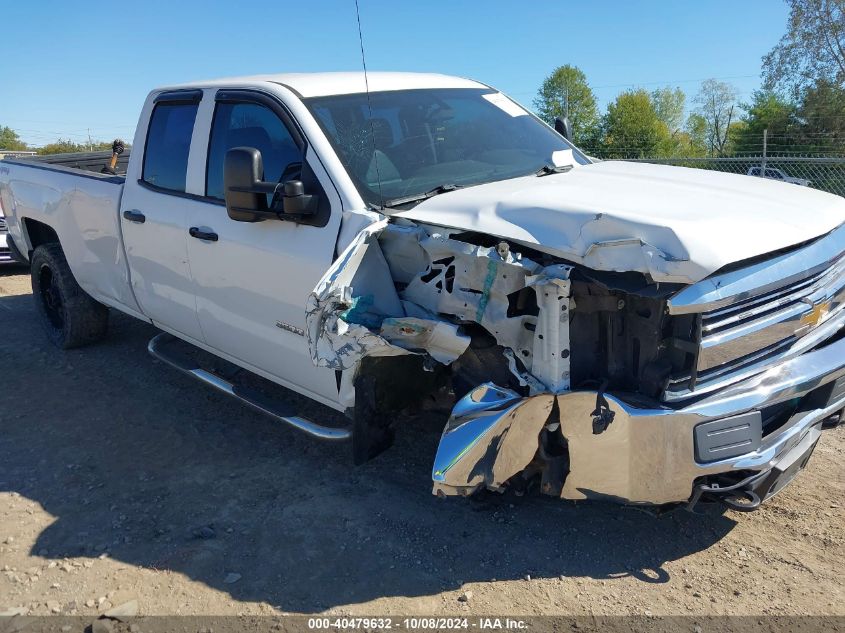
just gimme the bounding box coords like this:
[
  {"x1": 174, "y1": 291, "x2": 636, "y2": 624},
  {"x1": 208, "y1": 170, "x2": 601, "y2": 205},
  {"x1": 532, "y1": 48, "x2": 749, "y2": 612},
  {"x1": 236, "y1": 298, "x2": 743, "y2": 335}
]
[
  {"x1": 0, "y1": 153, "x2": 141, "y2": 316},
  {"x1": 15, "y1": 149, "x2": 131, "y2": 177}
]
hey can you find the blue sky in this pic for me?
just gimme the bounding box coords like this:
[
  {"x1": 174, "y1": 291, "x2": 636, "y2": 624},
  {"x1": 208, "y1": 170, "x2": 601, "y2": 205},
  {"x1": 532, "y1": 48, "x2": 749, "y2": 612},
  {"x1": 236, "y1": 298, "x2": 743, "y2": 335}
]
[{"x1": 2, "y1": 0, "x2": 789, "y2": 147}]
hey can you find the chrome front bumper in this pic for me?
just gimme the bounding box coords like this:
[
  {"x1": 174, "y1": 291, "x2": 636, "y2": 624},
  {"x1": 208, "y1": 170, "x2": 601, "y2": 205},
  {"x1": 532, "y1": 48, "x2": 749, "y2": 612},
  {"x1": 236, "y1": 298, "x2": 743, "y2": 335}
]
[{"x1": 433, "y1": 333, "x2": 845, "y2": 505}]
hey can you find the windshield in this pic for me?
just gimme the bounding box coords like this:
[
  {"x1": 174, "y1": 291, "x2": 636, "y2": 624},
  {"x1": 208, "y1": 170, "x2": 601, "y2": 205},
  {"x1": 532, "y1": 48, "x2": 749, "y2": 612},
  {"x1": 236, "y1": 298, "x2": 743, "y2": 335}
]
[{"x1": 305, "y1": 88, "x2": 590, "y2": 207}]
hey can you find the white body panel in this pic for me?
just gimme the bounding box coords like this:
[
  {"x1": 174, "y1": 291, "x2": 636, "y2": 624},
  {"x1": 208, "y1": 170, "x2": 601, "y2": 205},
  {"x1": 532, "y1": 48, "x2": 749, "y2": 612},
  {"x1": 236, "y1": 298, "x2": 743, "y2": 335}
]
[
  {"x1": 0, "y1": 163, "x2": 144, "y2": 316},
  {"x1": 162, "y1": 72, "x2": 486, "y2": 98},
  {"x1": 119, "y1": 187, "x2": 207, "y2": 340}
]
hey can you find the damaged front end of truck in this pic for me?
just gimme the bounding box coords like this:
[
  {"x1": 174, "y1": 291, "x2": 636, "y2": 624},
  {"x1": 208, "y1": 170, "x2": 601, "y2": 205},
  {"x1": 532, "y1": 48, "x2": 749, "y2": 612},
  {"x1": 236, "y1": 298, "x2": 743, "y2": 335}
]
[
  {"x1": 307, "y1": 195, "x2": 845, "y2": 509},
  {"x1": 305, "y1": 215, "x2": 725, "y2": 505}
]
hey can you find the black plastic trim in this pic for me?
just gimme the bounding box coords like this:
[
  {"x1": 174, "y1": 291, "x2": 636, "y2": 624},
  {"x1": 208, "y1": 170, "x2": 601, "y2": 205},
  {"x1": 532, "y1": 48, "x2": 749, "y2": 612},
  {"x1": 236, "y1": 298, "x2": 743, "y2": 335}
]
[
  {"x1": 136, "y1": 179, "x2": 224, "y2": 205},
  {"x1": 154, "y1": 89, "x2": 203, "y2": 104},
  {"x1": 213, "y1": 90, "x2": 305, "y2": 148},
  {"x1": 694, "y1": 411, "x2": 763, "y2": 463}
]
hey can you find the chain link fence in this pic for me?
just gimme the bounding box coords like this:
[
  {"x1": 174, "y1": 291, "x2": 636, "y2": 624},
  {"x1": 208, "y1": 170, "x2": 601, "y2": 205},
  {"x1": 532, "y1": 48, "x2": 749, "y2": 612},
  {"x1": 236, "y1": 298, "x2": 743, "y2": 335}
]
[{"x1": 613, "y1": 156, "x2": 845, "y2": 198}]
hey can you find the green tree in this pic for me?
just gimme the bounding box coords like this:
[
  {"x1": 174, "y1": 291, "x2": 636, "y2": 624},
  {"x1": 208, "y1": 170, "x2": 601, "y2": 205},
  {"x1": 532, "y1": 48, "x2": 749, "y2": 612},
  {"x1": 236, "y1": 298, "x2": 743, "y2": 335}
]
[
  {"x1": 36, "y1": 139, "x2": 118, "y2": 155},
  {"x1": 693, "y1": 79, "x2": 739, "y2": 156},
  {"x1": 599, "y1": 89, "x2": 672, "y2": 158},
  {"x1": 683, "y1": 113, "x2": 710, "y2": 156},
  {"x1": 732, "y1": 90, "x2": 799, "y2": 154},
  {"x1": 651, "y1": 87, "x2": 686, "y2": 134},
  {"x1": 762, "y1": 0, "x2": 845, "y2": 96},
  {"x1": 0, "y1": 126, "x2": 28, "y2": 151},
  {"x1": 797, "y1": 80, "x2": 845, "y2": 151},
  {"x1": 37, "y1": 139, "x2": 87, "y2": 155},
  {"x1": 533, "y1": 65, "x2": 599, "y2": 145}
]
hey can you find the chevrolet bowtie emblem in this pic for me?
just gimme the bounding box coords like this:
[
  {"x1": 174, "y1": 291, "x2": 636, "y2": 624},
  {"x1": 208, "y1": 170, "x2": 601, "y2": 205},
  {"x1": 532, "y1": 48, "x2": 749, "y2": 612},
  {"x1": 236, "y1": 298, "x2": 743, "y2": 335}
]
[{"x1": 800, "y1": 300, "x2": 832, "y2": 329}]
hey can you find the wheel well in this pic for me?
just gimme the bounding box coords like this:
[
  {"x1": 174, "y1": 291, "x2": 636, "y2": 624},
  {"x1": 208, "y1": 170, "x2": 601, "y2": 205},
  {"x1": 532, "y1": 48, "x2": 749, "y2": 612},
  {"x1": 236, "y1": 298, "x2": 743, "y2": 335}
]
[{"x1": 22, "y1": 218, "x2": 60, "y2": 255}]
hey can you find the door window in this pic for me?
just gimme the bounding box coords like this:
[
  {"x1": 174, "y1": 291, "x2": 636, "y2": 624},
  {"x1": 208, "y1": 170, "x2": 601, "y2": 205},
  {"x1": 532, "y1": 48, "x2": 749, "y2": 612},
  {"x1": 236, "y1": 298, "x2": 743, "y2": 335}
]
[
  {"x1": 142, "y1": 102, "x2": 199, "y2": 192},
  {"x1": 206, "y1": 102, "x2": 302, "y2": 200}
]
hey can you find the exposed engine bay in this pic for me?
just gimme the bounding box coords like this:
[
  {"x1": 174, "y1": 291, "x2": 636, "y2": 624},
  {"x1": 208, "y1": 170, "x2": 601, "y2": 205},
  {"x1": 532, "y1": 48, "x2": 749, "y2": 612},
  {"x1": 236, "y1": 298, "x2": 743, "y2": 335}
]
[{"x1": 306, "y1": 217, "x2": 700, "y2": 500}]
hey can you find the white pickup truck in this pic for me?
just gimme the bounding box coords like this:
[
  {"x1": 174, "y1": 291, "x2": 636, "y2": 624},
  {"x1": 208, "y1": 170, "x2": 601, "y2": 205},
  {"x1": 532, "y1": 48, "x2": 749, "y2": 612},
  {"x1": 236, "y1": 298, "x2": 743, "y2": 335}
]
[{"x1": 2, "y1": 72, "x2": 844, "y2": 510}]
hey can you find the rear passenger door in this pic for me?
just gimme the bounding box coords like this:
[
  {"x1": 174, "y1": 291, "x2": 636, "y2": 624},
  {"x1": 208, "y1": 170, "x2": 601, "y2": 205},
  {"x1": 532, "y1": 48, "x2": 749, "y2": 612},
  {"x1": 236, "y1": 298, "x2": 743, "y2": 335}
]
[
  {"x1": 185, "y1": 90, "x2": 343, "y2": 406},
  {"x1": 121, "y1": 90, "x2": 206, "y2": 342}
]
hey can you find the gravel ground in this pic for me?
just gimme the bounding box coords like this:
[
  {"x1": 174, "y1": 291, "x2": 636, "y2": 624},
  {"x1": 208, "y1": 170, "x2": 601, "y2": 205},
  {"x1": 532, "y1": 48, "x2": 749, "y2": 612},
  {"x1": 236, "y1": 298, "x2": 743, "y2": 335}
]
[{"x1": 0, "y1": 267, "x2": 843, "y2": 618}]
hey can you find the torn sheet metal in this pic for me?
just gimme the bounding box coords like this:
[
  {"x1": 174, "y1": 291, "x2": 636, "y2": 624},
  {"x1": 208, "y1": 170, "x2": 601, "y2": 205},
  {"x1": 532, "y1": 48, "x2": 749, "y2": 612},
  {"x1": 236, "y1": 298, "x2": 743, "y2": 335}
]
[
  {"x1": 306, "y1": 219, "x2": 401, "y2": 370},
  {"x1": 380, "y1": 317, "x2": 470, "y2": 365},
  {"x1": 334, "y1": 207, "x2": 385, "y2": 256},
  {"x1": 398, "y1": 233, "x2": 539, "y2": 366},
  {"x1": 392, "y1": 233, "x2": 572, "y2": 393},
  {"x1": 432, "y1": 383, "x2": 554, "y2": 496},
  {"x1": 306, "y1": 219, "x2": 469, "y2": 371},
  {"x1": 310, "y1": 219, "x2": 573, "y2": 392}
]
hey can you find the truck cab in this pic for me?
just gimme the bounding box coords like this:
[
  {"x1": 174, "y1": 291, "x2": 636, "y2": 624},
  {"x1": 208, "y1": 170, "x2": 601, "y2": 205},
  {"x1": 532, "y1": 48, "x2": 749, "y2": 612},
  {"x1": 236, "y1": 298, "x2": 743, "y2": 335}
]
[{"x1": 117, "y1": 81, "x2": 351, "y2": 409}]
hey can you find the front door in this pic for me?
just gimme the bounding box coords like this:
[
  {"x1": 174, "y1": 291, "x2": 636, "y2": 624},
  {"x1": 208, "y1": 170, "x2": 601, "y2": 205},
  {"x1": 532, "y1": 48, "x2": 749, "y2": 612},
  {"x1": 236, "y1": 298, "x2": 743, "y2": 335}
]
[{"x1": 185, "y1": 92, "x2": 343, "y2": 406}]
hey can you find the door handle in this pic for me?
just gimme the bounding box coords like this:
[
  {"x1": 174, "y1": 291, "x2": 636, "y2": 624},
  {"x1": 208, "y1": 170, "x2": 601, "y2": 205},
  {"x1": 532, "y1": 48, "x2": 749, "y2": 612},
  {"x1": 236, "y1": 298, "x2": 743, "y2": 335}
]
[
  {"x1": 189, "y1": 227, "x2": 218, "y2": 242},
  {"x1": 123, "y1": 210, "x2": 146, "y2": 224}
]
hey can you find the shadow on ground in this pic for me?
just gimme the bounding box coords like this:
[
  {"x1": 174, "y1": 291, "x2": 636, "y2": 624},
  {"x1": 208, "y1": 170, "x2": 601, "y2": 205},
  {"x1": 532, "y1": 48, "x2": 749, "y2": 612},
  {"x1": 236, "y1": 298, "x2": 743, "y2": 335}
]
[
  {"x1": 0, "y1": 292, "x2": 738, "y2": 612},
  {"x1": 0, "y1": 264, "x2": 28, "y2": 277}
]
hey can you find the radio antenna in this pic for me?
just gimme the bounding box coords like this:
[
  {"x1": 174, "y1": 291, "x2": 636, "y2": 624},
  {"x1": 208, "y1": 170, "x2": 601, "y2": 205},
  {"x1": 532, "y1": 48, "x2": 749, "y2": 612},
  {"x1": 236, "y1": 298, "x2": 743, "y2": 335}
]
[{"x1": 354, "y1": 0, "x2": 383, "y2": 205}]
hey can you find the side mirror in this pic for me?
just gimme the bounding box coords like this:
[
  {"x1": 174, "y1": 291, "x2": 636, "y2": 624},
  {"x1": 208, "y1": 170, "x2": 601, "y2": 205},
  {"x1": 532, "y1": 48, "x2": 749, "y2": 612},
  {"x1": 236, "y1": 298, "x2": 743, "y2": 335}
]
[
  {"x1": 554, "y1": 116, "x2": 573, "y2": 142},
  {"x1": 224, "y1": 147, "x2": 318, "y2": 222},
  {"x1": 224, "y1": 147, "x2": 271, "y2": 222}
]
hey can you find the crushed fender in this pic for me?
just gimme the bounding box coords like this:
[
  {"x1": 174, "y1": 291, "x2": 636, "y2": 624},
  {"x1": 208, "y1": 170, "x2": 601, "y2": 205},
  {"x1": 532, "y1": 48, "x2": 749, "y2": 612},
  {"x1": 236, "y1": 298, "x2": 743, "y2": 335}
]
[{"x1": 307, "y1": 220, "x2": 469, "y2": 371}]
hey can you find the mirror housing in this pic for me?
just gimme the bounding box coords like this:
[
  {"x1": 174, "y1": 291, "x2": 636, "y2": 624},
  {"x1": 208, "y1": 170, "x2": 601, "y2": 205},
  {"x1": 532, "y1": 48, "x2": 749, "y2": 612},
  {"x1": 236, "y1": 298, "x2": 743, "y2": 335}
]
[
  {"x1": 223, "y1": 147, "x2": 318, "y2": 222},
  {"x1": 224, "y1": 147, "x2": 272, "y2": 222},
  {"x1": 554, "y1": 116, "x2": 573, "y2": 142}
]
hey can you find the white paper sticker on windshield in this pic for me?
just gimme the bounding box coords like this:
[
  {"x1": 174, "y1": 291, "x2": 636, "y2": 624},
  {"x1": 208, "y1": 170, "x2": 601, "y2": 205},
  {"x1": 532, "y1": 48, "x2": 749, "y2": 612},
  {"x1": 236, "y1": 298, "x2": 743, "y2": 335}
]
[{"x1": 482, "y1": 92, "x2": 528, "y2": 117}]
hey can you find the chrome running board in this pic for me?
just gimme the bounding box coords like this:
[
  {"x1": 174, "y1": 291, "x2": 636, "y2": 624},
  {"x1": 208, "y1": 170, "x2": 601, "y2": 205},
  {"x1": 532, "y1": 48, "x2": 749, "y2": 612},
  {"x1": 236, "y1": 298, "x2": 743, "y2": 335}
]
[{"x1": 147, "y1": 332, "x2": 351, "y2": 441}]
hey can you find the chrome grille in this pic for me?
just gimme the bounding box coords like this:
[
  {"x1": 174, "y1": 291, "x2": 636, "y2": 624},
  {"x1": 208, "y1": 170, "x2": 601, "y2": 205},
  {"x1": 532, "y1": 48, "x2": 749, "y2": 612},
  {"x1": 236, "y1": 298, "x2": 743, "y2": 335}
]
[
  {"x1": 0, "y1": 217, "x2": 6, "y2": 233},
  {"x1": 665, "y1": 224, "x2": 845, "y2": 402}
]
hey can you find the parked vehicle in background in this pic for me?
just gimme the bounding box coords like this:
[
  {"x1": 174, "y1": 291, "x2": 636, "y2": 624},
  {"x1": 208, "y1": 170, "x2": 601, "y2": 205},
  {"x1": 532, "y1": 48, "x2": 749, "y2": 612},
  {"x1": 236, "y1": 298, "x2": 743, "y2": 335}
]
[
  {"x1": 1, "y1": 72, "x2": 844, "y2": 513},
  {"x1": 748, "y1": 165, "x2": 812, "y2": 186}
]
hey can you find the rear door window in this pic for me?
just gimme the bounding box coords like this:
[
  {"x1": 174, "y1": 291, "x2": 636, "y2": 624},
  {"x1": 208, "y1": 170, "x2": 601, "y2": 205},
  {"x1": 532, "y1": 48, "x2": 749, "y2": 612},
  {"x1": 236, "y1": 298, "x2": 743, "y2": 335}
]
[{"x1": 142, "y1": 102, "x2": 199, "y2": 192}]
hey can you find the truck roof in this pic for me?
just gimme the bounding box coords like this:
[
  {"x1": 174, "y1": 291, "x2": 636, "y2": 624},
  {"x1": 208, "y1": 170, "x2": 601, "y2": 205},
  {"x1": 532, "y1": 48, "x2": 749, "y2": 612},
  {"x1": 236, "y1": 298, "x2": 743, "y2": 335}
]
[{"x1": 158, "y1": 72, "x2": 487, "y2": 98}]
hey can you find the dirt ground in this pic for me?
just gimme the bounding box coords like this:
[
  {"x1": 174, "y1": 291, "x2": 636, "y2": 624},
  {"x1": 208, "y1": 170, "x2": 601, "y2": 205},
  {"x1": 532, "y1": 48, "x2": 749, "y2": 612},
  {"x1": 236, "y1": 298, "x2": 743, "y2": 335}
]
[{"x1": 0, "y1": 267, "x2": 843, "y2": 618}]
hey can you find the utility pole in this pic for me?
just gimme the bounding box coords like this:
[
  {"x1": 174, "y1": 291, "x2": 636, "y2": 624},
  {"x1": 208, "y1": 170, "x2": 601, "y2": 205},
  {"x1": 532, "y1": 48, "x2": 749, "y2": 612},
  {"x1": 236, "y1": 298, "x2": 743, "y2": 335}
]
[
  {"x1": 87, "y1": 128, "x2": 93, "y2": 152},
  {"x1": 564, "y1": 84, "x2": 570, "y2": 118},
  {"x1": 760, "y1": 128, "x2": 768, "y2": 178}
]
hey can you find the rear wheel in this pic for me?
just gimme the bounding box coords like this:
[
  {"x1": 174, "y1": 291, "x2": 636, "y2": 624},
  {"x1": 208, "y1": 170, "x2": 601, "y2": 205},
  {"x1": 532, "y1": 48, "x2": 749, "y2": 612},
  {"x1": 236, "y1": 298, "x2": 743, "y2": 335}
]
[{"x1": 30, "y1": 243, "x2": 108, "y2": 349}]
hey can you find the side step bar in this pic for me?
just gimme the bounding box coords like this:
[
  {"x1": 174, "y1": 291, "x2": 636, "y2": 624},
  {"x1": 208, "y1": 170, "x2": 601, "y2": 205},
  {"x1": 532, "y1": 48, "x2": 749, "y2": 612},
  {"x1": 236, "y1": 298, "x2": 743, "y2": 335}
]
[{"x1": 147, "y1": 332, "x2": 352, "y2": 441}]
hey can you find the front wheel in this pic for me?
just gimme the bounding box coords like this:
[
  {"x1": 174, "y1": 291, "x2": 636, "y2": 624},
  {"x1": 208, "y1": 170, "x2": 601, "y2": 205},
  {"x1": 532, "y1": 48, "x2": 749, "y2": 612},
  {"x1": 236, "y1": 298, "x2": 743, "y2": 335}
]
[{"x1": 30, "y1": 243, "x2": 108, "y2": 349}]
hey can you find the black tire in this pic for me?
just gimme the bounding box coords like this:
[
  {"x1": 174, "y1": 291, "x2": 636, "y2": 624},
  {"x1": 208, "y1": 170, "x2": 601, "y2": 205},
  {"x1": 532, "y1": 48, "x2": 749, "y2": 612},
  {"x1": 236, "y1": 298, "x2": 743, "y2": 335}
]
[{"x1": 30, "y1": 243, "x2": 108, "y2": 349}]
